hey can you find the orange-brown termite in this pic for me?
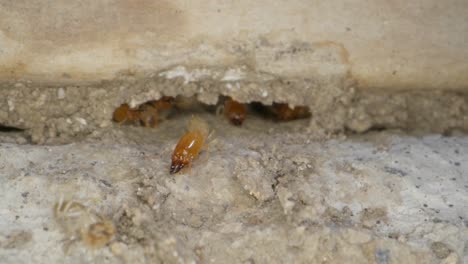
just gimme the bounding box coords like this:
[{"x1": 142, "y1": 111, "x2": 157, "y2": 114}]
[
  {"x1": 113, "y1": 96, "x2": 175, "y2": 127},
  {"x1": 112, "y1": 103, "x2": 140, "y2": 124},
  {"x1": 138, "y1": 96, "x2": 175, "y2": 127},
  {"x1": 271, "y1": 103, "x2": 311, "y2": 121},
  {"x1": 170, "y1": 116, "x2": 210, "y2": 174},
  {"x1": 149, "y1": 96, "x2": 174, "y2": 110},
  {"x1": 224, "y1": 98, "x2": 247, "y2": 126},
  {"x1": 138, "y1": 103, "x2": 159, "y2": 128}
]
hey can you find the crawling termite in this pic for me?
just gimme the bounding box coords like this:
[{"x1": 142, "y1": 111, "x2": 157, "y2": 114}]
[
  {"x1": 53, "y1": 198, "x2": 115, "y2": 250},
  {"x1": 170, "y1": 116, "x2": 210, "y2": 174},
  {"x1": 224, "y1": 98, "x2": 247, "y2": 126}
]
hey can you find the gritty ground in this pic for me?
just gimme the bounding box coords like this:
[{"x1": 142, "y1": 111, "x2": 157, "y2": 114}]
[{"x1": 0, "y1": 112, "x2": 466, "y2": 263}]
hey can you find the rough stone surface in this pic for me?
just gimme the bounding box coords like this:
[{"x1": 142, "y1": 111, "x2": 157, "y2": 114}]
[
  {"x1": 0, "y1": 115, "x2": 467, "y2": 263},
  {"x1": 1, "y1": 1, "x2": 467, "y2": 91},
  {"x1": 1, "y1": 78, "x2": 468, "y2": 143}
]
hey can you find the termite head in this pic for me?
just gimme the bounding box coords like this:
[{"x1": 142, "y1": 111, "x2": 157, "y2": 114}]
[
  {"x1": 229, "y1": 114, "x2": 244, "y2": 126},
  {"x1": 170, "y1": 160, "x2": 186, "y2": 174},
  {"x1": 223, "y1": 98, "x2": 247, "y2": 126}
]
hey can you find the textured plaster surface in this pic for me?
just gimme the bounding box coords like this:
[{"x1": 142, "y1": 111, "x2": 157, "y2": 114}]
[
  {"x1": 0, "y1": 0, "x2": 467, "y2": 90},
  {"x1": 0, "y1": 115, "x2": 467, "y2": 263}
]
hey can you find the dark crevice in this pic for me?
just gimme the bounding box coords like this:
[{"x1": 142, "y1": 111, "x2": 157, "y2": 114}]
[
  {"x1": 0, "y1": 125, "x2": 24, "y2": 132},
  {"x1": 111, "y1": 95, "x2": 311, "y2": 128}
]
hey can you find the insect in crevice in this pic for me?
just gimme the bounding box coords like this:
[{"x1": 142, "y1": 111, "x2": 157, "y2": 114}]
[
  {"x1": 112, "y1": 103, "x2": 140, "y2": 124},
  {"x1": 223, "y1": 97, "x2": 247, "y2": 126},
  {"x1": 112, "y1": 96, "x2": 175, "y2": 127},
  {"x1": 270, "y1": 103, "x2": 311, "y2": 121}
]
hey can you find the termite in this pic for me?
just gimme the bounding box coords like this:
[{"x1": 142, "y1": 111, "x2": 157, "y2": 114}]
[
  {"x1": 149, "y1": 96, "x2": 174, "y2": 110},
  {"x1": 170, "y1": 116, "x2": 210, "y2": 174},
  {"x1": 271, "y1": 103, "x2": 311, "y2": 121},
  {"x1": 138, "y1": 103, "x2": 159, "y2": 128},
  {"x1": 53, "y1": 197, "x2": 115, "y2": 250},
  {"x1": 113, "y1": 96, "x2": 175, "y2": 127},
  {"x1": 224, "y1": 98, "x2": 247, "y2": 126},
  {"x1": 139, "y1": 96, "x2": 175, "y2": 127},
  {"x1": 112, "y1": 103, "x2": 140, "y2": 124}
]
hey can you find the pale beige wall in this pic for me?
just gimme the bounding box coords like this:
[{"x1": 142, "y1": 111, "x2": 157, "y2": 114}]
[{"x1": 0, "y1": 0, "x2": 467, "y2": 90}]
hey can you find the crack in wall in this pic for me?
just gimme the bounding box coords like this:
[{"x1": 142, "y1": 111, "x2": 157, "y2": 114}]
[{"x1": 0, "y1": 69, "x2": 467, "y2": 144}]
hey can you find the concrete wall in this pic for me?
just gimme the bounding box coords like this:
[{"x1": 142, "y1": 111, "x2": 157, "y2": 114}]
[{"x1": 1, "y1": 0, "x2": 467, "y2": 90}]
